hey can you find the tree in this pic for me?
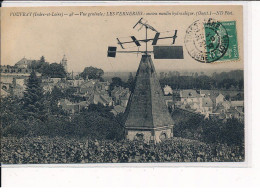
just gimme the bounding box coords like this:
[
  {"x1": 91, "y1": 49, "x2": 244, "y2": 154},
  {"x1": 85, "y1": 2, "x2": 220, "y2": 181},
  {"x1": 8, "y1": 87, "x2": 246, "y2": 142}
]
[
  {"x1": 23, "y1": 71, "x2": 47, "y2": 121},
  {"x1": 44, "y1": 86, "x2": 65, "y2": 115},
  {"x1": 28, "y1": 60, "x2": 38, "y2": 70},
  {"x1": 40, "y1": 56, "x2": 45, "y2": 63},
  {"x1": 223, "y1": 118, "x2": 244, "y2": 146},
  {"x1": 108, "y1": 77, "x2": 125, "y2": 95},
  {"x1": 111, "y1": 77, "x2": 123, "y2": 86},
  {"x1": 80, "y1": 66, "x2": 104, "y2": 80},
  {"x1": 225, "y1": 94, "x2": 231, "y2": 101},
  {"x1": 69, "y1": 106, "x2": 124, "y2": 140},
  {"x1": 160, "y1": 72, "x2": 165, "y2": 79},
  {"x1": 51, "y1": 86, "x2": 64, "y2": 100},
  {"x1": 1, "y1": 96, "x2": 25, "y2": 136},
  {"x1": 28, "y1": 56, "x2": 49, "y2": 73},
  {"x1": 41, "y1": 63, "x2": 66, "y2": 78},
  {"x1": 127, "y1": 72, "x2": 135, "y2": 93},
  {"x1": 201, "y1": 119, "x2": 224, "y2": 143},
  {"x1": 239, "y1": 79, "x2": 244, "y2": 90},
  {"x1": 87, "y1": 103, "x2": 114, "y2": 119},
  {"x1": 234, "y1": 93, "x2": 243, "y2": 101}
]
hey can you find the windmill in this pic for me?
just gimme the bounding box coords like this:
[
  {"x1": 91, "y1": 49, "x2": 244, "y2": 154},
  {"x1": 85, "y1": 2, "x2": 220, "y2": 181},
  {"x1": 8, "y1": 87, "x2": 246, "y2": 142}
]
[
  {"x1": 108, "y1": 18, "x2": 183, "y2": 59},
  {"x1": 107, "y1": 18, "x2": 184, "y2": 143}
]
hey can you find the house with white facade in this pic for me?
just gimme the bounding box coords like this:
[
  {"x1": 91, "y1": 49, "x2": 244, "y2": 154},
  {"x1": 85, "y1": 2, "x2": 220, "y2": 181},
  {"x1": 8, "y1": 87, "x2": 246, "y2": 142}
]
[
  {"x1": 199, "y1": 97, "x2": 213, "y2": 116},
  {"x1": 179, "y1": 89, "x2": 200, "y2": 104},
  {"x1": 216, "y1": 93, "x2": 225, "y2": 106},
  {"x1": 163, "y1": 85, "x2": 173, "y2": 95}
]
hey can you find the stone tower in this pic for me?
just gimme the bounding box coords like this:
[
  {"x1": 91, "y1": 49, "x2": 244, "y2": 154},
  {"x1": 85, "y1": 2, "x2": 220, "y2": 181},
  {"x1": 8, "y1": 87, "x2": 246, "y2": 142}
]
[
  {"x1": 61, "y1": 55, "x2": 68, "y2": 72},
  {"x1": 123, "y1": 55, "x2": 174, "y2": 143}
]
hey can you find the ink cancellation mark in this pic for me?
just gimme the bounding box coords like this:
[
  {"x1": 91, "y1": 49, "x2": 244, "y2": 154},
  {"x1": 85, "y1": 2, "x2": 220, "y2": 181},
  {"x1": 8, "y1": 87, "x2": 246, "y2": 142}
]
[{"x1": 184, "y1": 18, "x2": 232, "y2": 63}]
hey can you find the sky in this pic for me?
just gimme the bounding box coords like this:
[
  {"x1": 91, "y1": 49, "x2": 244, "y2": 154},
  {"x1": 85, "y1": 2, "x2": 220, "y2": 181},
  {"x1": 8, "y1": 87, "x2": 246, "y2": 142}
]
[{"x1": 1, "y1": 5, "x2": 244, "y2": 73}]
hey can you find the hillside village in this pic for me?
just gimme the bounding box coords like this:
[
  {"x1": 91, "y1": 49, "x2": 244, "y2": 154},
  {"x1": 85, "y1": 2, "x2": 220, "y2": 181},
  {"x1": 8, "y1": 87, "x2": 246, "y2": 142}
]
[
  {"x1": 0, "y1": 56, "x2": 131, "y2": 116},
  {"x1": 164, "y1": 86, "x2": 244, "y2": 122},
  {"x1": 0, "y1": 56, "x2": 244, "y2": 122}
]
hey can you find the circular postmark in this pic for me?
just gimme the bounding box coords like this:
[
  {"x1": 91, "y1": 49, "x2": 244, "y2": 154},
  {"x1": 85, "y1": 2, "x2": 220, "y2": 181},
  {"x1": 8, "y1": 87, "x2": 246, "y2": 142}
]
[{"x1": 184, "y1": 18, "x2": 229, "y2": 63}]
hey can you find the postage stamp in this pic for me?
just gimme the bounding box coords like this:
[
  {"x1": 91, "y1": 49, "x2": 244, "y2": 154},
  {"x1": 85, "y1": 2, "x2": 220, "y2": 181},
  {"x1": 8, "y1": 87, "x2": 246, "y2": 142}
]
[
  {"x1": 185, "y1": 18, "x2": 239, "y2": 63},
  {"x1": 0, "y1": 5, "x2": 245, "y2": 165},
  {"x1": 217, "y1": 21, "x2": 239, "y2": 61},
  {"x1": 185, "y1": 19, "x2": 228, "y2": 63}
]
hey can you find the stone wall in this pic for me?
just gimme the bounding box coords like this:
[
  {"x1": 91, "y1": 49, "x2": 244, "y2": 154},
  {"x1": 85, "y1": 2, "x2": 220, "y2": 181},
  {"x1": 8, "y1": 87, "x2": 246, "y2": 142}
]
[{"x1": 126, "y1": 127, "x2": 173, "y2": 143}]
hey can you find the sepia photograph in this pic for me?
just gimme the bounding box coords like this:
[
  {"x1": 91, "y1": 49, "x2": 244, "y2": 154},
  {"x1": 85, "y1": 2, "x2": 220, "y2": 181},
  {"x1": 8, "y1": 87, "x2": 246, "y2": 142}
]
[{"x1": 0, "y1": 5, "x2": 245, "y2": 164}]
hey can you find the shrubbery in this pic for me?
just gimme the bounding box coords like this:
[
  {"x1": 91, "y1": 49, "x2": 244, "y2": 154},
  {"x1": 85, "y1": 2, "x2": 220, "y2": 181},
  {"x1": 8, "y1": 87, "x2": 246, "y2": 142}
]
[
  {"x1": 1, "y1": 97, "x2": 124, "y2": 140},
  {"x1": 174, "y1": 114, "x2": 244, "y2": 147},
  {"x1": 1, "y1": 137, "x2": 244, "y2": 164},
  {"x1": 1, "y1": 71, "x2": 124, "y2": 140},
  {"x1": 69, "y1": 110, "x2": 124, "y2": 140}
]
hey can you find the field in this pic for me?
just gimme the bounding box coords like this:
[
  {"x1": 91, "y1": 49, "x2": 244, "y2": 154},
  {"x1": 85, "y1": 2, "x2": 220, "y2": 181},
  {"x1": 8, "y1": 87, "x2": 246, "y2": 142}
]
[{"x1": 1, "y1": 136, "x2": 244, "y2": 164}]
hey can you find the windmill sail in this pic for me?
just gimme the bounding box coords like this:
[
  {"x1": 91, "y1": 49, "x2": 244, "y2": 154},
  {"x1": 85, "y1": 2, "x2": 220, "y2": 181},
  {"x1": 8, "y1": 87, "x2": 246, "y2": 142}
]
[{"x1": 153, "y1": 46, "x2": 184, "y2": 59}]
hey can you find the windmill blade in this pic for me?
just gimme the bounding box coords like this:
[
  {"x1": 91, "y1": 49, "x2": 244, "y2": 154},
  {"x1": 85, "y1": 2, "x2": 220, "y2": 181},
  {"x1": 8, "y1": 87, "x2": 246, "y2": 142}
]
[
  {"x1": 145, "y1": 23, "x2": 158, "y2": 33},
  {"x1": 117, "y1": 38, "x2": 124, "y2": 49},
  {"x1": 133, "y1": 18, "x2": 143, "y2": 29},
  {"x1": 172, "y1": 30, "x2": 178, "y2": 44},
  {"x1": 152, "y1": 33, "x2": 160, "y2": 45},
  {"x1": 136, "y1": 18, "x2": 158, "y2": 33},
  {"x1": 153, "y1": 46, "x2": 183, "y2": 59},
  {"x1": 137, "y1": 24, "x2": 144, "y2": 31},
  {"x1": 131, "y1": 36, "x2": 141, "y2": 47}
]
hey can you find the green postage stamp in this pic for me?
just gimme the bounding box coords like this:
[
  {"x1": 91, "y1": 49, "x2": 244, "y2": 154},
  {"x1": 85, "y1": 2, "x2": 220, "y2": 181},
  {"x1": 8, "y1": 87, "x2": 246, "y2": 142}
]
[
  {"x1": 185, "y1": 18, "x2": 239, "y2": 63},
  {"x1": 217, "y1": 21, "x2": 239, "y2": 61}
]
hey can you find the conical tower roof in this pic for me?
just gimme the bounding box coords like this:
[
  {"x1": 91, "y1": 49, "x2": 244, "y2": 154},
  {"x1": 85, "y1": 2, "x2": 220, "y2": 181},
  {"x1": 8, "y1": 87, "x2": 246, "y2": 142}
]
[{"x1": 124, "y1": 55, "x2": 174, "y2": 130}]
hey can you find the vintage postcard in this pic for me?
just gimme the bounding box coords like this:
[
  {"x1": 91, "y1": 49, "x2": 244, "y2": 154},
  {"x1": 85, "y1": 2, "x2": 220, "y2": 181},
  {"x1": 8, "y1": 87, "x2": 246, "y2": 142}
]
[{"x1": 0, "y1": 4, "x2": 246, "y2": 165}]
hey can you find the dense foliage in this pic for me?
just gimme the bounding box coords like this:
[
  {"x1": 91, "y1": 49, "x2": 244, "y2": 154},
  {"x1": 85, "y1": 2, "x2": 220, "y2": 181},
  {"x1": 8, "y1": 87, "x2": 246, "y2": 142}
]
[
  {"x1": 46, "y1": 86, "x2": 86, "y2": 103},
  {"x1": 1, "y1": 96, "x2": 124, "y2": 140},
  {"x1": 108, "y1": 74, "x2": 135, "y2": 95},
  {"x1": 80, "y1": 66, "x2": 104, "y2": 80},
  {"x1": 22, "y1": 70, "x2": 47, "y2": 121},
  {"x1": 69, "y1": 104, "x2": 124, "y2": 140},
  {"x1": 29, "y1": 56, "x2": 66, "y2": 78},
  {"x1": 159, "y1": 70, "x2": 244, "y2": 90},
  {"x1": 172, "y1": 110, "x2": 244, "y2": 148},
  {"x1": 1, "y1": 137, "x2": 244, "y2": 164},
  {"x1": 41, "y1": 63, "x2": 67, "y2": 78},
  {"x1": 1, "y1": 71, "x2": 124, "y2": 139}
]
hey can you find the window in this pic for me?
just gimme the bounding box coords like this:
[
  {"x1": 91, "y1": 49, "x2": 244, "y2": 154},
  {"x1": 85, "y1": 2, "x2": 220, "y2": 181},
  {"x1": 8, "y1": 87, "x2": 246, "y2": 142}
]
[
  {"x1": 159, "y1": 132, "x2": 167, "y2": 141},
  {"x1": 135, "y1": 133, "x2": 144, "y2": 141}
]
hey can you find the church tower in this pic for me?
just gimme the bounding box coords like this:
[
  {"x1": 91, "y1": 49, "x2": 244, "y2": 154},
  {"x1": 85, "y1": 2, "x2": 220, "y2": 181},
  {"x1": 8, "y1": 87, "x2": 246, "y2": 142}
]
[
  {"x1": 61, "y1": 55, "x2": 68, "y2": 72},
  {"x1": 123, "y1": 55, "x2": 174, "y2": 143}
]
